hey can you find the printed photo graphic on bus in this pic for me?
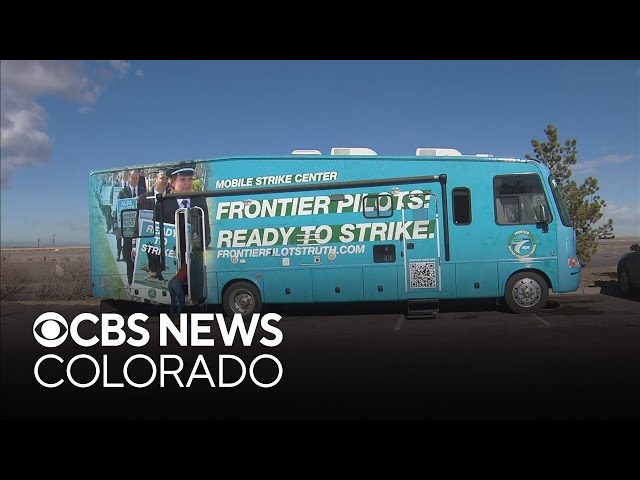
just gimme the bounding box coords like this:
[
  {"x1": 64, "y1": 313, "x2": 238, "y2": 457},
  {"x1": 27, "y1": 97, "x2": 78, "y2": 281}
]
[
  {"x1": 130, "y1": 219, "x2": 183, "y2": 302},
  {"x1": 100, "y1": 185, "x2": 113, "y2": 207},
  {"x1": 117, "y1": 197, "x2": 137, "y2": 237}
]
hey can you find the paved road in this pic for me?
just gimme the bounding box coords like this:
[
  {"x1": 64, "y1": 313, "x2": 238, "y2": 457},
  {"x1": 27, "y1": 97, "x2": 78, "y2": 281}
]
[{"x1": 2, "y1": 293, "x2": 639, "y2": 420}]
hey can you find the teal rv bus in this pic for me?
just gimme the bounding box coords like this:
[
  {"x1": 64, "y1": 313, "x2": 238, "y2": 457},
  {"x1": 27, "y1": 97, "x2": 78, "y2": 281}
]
[{"x1": 89, "y1": 146, "x2": 581, "y2": 317}]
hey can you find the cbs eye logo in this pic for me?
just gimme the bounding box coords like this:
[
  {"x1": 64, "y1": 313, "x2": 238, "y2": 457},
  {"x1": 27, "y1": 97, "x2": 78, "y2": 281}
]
[{"x1": 33, "y1": 312, "x2": 68, "y2": 347}]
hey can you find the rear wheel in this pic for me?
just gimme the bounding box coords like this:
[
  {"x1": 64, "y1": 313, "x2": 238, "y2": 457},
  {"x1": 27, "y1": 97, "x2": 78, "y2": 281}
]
[
  {"x1": 619, "y1": 267, "x2": 634, "y2": 296},
  {"x1": 100, "y1": 299, "x2": 120, "y2": 314},
  {"x1": 504, "y1": 272, "x2": 549, "y2": 314},
  {"x1": 222, "y1": 281, "x2": 262, "y2": 320}
]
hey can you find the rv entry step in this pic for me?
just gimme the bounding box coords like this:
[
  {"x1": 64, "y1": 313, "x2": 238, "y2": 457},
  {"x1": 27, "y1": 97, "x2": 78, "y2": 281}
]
[{"x1": 406, "y1": 299, "x2": 439, "y2": 319}]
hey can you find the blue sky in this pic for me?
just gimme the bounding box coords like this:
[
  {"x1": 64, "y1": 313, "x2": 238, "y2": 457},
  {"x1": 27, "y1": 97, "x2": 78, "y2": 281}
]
[{"x1": 1, "y1": 60, "x2": 638, "y2": 246}]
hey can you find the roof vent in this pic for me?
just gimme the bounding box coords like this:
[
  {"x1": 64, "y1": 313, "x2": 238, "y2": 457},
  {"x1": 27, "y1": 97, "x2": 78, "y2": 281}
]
[
  {"x1": 331, "y1": 147, "x2": 378, "y2": 156},
  {"x1": 291, "y1": 149, "x2": 322, "y2": 155},
  {"x1": 416, "y1": 148, "x2": 462, "y2": 156}
]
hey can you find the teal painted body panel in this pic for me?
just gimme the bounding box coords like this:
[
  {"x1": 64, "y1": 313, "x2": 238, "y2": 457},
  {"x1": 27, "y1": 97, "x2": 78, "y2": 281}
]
[
  {"x1": 456, "y1": 262, "x2": 499, "y2": 298},
  {"x1": 262, "y1": 269, "x2": 313, "y2": 303},
  {"x1": 363, "y1": 266, "x2": 399, "y2": 301},
  {"x1": 312, "y1": 267, "x2": 364, "y2": 302},
  {"x1": 556, "y1": 226, "x2": 581, "y2": 293},
  {"x1": 206, "y1": 272, "x2": 219, "y2": 304}
]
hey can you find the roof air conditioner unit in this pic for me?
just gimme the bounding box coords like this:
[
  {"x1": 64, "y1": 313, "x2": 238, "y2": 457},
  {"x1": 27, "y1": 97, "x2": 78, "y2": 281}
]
[
  {"x1": 291, "y1": 149, "x2": 322, "y2": 155},
  {"x1": 416, "y1": 148, "x2": 462, "y2": 156},
  {"x1": 330, "y1": 147, "x2": 378, "y2": 156}
]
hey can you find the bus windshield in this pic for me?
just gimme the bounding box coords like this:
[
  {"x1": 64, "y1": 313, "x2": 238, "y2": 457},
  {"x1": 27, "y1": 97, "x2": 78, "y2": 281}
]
[{"x1": 549, "y1": 175, "x2": 572, "y2": 227}]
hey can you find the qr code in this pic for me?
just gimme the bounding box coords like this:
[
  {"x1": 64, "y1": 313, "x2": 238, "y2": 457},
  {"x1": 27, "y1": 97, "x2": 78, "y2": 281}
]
[{"x1": 410, "y1": 261, "x2": 436, "y2": 288}]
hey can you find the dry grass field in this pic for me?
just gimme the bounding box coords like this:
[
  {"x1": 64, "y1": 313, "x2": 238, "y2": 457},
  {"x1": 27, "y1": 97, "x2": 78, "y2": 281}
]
[{"x1": 1, "y1": 247, "x2": 91, "y2": 301}]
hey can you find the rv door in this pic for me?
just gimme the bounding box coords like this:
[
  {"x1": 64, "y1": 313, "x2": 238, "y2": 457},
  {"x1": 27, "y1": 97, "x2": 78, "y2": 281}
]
[{"x1": 174, "y1": 206, "x2": 207, "y2": 306}]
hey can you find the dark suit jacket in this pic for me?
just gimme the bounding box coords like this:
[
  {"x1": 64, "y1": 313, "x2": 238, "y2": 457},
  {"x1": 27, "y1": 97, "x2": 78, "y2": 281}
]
[
  {"x1": 118, "y1": 185, "x2": 132, "y2": 200},
  {"x1": 138, "y1": 189, "x2": 160, "y2": 212},
  {"x1": 117, "y1": 183, "x2": 147, "y2": 200},
  {"x1": 128, "y1": 182, "x2": 146, "y2": 198},
  {"x1": 156, "y1": 196, "x2": 211, "y2": 249},
  {"x1": 137, "y1": 176, "x2": 147, "y2": 196}
]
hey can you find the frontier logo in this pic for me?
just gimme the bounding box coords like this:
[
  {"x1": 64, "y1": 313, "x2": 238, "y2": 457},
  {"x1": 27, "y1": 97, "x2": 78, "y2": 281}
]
[{"x1": 32, "y1": 312, "x2": 284, "y2": 389}]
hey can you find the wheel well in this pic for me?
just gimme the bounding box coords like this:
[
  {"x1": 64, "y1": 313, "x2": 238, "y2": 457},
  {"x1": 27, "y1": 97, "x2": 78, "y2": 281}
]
[
  {"x1": 509, "y1": 269, "x2": 552, "y2": 290},
  {"x1": 220, "y1": 279, "x2": 260, "y2": 303}
]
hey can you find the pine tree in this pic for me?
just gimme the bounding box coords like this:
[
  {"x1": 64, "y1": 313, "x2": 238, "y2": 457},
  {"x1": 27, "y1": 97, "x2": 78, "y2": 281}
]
[{"x1": 525, "y1": 124, "x2": 613, "y2": 263}]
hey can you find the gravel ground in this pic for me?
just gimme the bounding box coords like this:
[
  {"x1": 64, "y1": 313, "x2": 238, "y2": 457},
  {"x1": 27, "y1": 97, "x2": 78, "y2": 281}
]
[{"x1": 579, "y1": 267, "x2": 617, "y2": 288}]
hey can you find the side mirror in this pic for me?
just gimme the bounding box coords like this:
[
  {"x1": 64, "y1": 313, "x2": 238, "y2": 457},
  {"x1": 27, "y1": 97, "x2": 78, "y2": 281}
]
[
  {"x1": 631, "y1": 244, "x2": 639, "y2": 252},
  {"x1": 537, "y1": 204, "x2": 551, "y2": 223},
  {"x1": 535, "y1": 204, "x2": 550, "y2": 233}
]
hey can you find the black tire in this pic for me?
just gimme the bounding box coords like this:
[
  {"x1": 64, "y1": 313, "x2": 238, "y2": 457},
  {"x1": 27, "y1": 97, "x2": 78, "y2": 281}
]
[
  {"x1": 100, "y1": 299, "x2": 152, "y2": 316},
  {"x1": 619, "y1": 267, "x2": 634, "y2": 297},
  {"x1": 100, "y1": 299, "x2": 120, "y2": 315},
  {"x1": 222, "y1": 281, "x2": 262, "y2": 319},
  {"x1": 504, "y1": 271, "x2": 549, "y2": 314}
]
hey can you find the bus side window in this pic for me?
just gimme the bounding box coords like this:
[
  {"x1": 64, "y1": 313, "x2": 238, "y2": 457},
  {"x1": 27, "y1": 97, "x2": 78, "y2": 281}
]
[
  {"x1": 494, "y1": 175, "x2": 550, "y2": 225},
  {"x1": 496, "y1": 197, "x2": 519, "y2": 224},
  {"x1": 362, "y1": 194, "x2": 393, "y2": 219},
  {"x1": 452, "y1": 187, "x2": 471, "y2": 225}
]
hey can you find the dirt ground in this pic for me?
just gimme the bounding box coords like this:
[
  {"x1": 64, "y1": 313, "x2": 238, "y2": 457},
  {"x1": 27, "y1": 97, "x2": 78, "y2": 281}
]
[{"x1": 580, "y1": 269, "x2": 615, "y2": 288}]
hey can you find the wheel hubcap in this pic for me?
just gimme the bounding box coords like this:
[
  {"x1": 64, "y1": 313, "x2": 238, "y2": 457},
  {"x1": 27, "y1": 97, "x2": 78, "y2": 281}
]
[
  {"x1": 512, "y1": 277, "x2": 542, "y2": 308},
  {"x1": 231, "y1": 289, "x2": 254, "y2": 314}
]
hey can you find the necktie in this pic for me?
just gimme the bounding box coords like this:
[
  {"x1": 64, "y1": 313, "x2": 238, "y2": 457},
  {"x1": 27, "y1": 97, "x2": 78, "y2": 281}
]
[
  {"x1": 132, "y1": 187, "x2": 136, "y2": 197},
  {"x1": 182, "y1": 199, "x2": 188, "y2": 208}
]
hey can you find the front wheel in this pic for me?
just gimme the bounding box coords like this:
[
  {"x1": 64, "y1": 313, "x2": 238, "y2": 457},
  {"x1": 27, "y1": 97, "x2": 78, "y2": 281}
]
[
  {"x1": 222, "y1": 281, "x2": 262, "y2": 320},
  {"x1": 504, "y1": 272, "x2": 549, "y2": 314}
]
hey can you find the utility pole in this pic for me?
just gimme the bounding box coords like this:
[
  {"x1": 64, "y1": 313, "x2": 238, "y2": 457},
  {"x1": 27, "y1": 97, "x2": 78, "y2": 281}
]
[
  {"x1": 52, "y1": 234, "x2": 55, "y2": 248},
  {"x1": 37, "y1": 237, "x2": 40, "y2": 248}
]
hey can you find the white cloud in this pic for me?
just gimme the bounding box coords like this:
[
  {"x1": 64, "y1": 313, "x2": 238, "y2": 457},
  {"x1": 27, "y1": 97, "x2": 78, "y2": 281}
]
[
  {"x1": 0, "y1": 60, "x2": 138, "y2": 187},
  {"x1": 572, "y1": 153, "x2": 633, "y2": 175},
  {"x1": 602, "y1": 201, "x2": 640, "y2": 235},
  {"x1": 598, "y1": 154, "x2": 633, "y2": 164},
  {"x1": 135, "y1": 69, "x2": 144, "y2": 77},
  {"x1": 110, "y1": 60, "x2": 132, "y2": 75},
  {"x1": 571, "y1": 161, "x2": 597, "y2": 175}
]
